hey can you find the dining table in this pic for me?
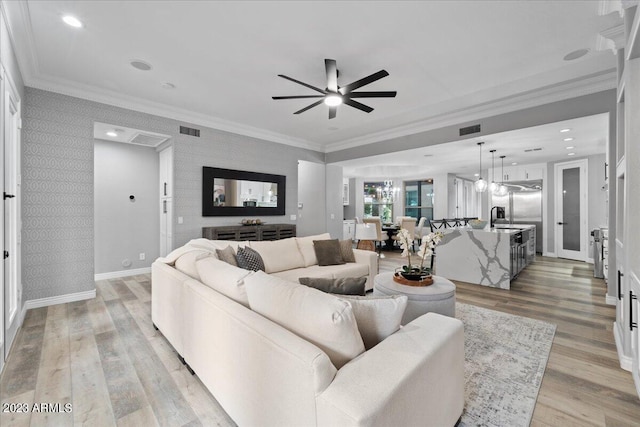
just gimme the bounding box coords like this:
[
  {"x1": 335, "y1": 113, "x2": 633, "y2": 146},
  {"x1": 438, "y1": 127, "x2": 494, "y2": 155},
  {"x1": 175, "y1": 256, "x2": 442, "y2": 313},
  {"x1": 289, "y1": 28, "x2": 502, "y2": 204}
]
[{"x1": 381, "y1": 224, "x2": 399, "y2": 250}]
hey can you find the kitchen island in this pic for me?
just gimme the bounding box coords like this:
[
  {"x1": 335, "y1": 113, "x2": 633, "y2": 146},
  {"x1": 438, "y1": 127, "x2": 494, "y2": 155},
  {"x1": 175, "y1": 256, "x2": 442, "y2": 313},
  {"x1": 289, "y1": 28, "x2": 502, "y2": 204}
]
[{"x1": 435, "y1": 224, "x2": 536, "y2": 290}]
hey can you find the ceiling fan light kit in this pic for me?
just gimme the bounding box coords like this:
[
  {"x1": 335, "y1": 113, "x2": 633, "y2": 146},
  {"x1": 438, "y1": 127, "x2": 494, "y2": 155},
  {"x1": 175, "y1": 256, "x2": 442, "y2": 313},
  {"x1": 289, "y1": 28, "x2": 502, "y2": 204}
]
[{"x1": 272, "y1": 58, "x2": 397, "y2": 119}]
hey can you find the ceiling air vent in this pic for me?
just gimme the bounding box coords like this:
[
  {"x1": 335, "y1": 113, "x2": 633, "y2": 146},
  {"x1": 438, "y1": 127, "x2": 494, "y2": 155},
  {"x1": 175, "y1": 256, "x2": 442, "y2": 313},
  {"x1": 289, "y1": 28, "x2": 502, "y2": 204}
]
[
  {"x1": 128, "y1": 132, "x2": 169, "y2": 148},
  {"x1": 180, "y1": 125, "x2": 200, "y2": 137},
  {"x1": 459, "y1": 124, "x2": 481, "y2": 136},
  {"x1": 524, "y1": 148, "x2": 543, "y2": 152}
]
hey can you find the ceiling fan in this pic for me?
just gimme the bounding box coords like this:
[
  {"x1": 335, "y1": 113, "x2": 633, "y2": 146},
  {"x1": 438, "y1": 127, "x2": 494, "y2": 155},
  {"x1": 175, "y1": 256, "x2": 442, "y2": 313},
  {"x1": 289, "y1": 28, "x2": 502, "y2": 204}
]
[{"x1": 272, "y1": 59, "x2": 397, "y2": 119}]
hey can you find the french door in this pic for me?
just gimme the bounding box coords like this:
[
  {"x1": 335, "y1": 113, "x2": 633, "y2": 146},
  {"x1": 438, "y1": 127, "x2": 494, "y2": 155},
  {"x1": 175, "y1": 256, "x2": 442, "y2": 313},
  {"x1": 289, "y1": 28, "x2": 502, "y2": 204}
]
[{"x1": 555, "y1": 159, "x2": 588, "y2": 261}]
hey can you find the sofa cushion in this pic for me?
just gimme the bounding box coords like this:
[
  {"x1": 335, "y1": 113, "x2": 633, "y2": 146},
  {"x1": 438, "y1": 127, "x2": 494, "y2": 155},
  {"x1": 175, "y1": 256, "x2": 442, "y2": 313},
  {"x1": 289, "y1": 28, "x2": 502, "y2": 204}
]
[
  {"x1": 245, "y1": 271, "x2": 365, "y2": 369},
  {"x1": 339, "y1": 239, "x2": 356, "y2": 263},
  {"x1": 216, "y1": 245, "x2": 238, "y2": 267},
  {"x1": 196, "y1": 257, "x2": 252, "y2": 307},
  {"x1": 338, "y1": 295, "x2": 408, "y2": 350},
  {"x1": 236, "y1": 246, "x2": 266, "y2": 272},
  {"x1": 270, "y1": 263, "x2": 368, "y2": 284},
  {"x1": 299, "y1": 277, "x2": 366, "y2": 296},
  {"x1": 175, "y1": 250, "x2": 216, "y2": 280},
  {"x1": 296, "y1": 233, "x2": 332, "y2": 267},
  {"x1": 249, "y1": 238, "x2": 305, "y2": 273},
  {"x1": 314, "y1": 239, "x2": 346, "y2": 266}
]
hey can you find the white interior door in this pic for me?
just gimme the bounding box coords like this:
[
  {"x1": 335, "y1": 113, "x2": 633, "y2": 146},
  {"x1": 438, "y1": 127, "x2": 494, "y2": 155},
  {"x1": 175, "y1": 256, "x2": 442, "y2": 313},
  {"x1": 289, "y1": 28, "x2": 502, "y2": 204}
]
[
  {"x1": 555, "y1": 159, "x2": 588, "y2": 261},
  {"x1": 3, "y1": 68, "x2": 21, "y2": 367}
]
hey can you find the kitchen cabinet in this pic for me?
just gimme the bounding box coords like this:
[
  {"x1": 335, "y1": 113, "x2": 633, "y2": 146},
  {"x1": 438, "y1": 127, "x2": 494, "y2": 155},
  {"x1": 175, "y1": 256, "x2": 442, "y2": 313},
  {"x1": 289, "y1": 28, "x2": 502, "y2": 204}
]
[
  {"x1": 489, "y1": 163, "x2": 544, "y2": 182},
  {"x1": 343, "y1": 179, "x2": 350, "y2": 205},
  {"x1": 343, "y1": 220, "x2": 355, "y2": 240},
  {"x1": 159, "y1": 146, "x2": 173, "y2": 256},
  {"x1": 608, "y1": 3, "x2": 640, "y2": 398}
]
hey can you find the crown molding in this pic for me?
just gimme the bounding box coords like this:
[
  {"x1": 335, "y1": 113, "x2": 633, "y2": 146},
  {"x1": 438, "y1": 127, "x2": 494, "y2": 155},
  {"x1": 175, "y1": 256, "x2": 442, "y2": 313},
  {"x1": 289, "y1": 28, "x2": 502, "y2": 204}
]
[
  {"x1": 324, "y1": 68, "x2": 617, "y2": 153},
  {"x1": 597, "y1": 24, "x2": 626, "y2": 53},
  {"x1": 26, "y1": 75, "x2": 324, "y2": 153},
  {"x1": 1, "y1": 0, "x2": 38, "y2": 82}
]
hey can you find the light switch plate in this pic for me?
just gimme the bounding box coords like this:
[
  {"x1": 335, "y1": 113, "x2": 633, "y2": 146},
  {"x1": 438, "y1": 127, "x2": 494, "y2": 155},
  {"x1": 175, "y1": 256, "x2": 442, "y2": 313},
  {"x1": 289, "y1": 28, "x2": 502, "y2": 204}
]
[{"x1": 290, "y1": 214, "x2": 297, "y2": 221}]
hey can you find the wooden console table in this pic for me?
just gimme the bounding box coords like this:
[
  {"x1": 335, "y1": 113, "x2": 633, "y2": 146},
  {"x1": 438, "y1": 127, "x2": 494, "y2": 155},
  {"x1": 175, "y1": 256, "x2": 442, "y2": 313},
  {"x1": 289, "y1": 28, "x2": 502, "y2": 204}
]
[{"x1": 202, "y1": 224, "x2": 296, "y2": 241}]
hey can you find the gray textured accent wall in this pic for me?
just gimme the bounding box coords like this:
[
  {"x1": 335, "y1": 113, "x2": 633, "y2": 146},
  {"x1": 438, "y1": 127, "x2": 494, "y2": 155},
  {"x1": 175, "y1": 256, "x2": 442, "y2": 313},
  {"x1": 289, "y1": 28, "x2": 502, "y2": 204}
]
[{"x1": 23, "y1": 87, "x2": 324, "y2": 301}]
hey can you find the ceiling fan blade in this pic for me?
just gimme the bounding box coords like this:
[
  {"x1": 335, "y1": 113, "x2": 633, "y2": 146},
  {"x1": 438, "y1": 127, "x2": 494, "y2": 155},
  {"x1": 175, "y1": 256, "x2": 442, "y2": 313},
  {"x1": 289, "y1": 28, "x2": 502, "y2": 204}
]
[
  {"x1": 347, "y1": 91, "x2": 397, "y2": 98},
  {"x1": 293, "y1": 100, "x2": 324, "y2": 115},
  {"x1": 278, "y1": 74, "x2": 326, "y2": 94},
  {"x1": 344, "y1": 98, "x2": 374, "y2": 113},
  {"x1": 339, "y1": 70, "x2": 390, "y2": 95},
  {"x1": 272, "y1": 95, "x2": 324, "y2": 100},
  {"x1": 325, "y1": 59, "x2": 338, "y2": 92},
  {"x1": 329, "y1": 106, "x2": 337, "y2": 119}
]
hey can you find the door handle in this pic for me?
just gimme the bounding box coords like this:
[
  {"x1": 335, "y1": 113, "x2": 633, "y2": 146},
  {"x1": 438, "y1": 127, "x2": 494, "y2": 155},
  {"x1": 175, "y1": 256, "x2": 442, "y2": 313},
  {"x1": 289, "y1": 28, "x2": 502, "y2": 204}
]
[
  {"x1": 557, "y1": 222, "x2": 565, "y2": 225},
  {"x1": 163, "y1": 200, "x2": 167, "y2": 214},
  {"x1": 630, "y1": 291, "x2": 637, "y2": 331},
  {"x1": 4, "y1": 192, "x2": 15, "y2": 200},
  {"x1": 164, "y1": 182, "x2": 167, "y2": 196}
]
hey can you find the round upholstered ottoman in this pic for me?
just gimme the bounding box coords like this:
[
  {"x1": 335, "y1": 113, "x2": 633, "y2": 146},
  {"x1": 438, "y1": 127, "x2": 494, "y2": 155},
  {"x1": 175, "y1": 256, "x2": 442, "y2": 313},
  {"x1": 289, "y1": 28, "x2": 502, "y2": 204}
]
[{"x1": 373, "y1": 272, "x2": 456, "y2": 325}]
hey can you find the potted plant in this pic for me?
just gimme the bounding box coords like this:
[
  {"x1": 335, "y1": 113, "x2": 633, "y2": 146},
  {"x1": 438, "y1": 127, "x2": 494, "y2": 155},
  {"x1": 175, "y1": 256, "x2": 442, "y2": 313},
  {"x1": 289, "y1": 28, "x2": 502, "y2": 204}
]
[{"x1": 396, "y1": 229, "x2": 444, "y2": 281}]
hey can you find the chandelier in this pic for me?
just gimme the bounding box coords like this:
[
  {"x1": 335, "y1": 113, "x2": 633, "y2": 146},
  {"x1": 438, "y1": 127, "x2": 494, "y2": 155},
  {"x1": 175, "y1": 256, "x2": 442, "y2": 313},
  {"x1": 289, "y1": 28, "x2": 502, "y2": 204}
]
[{"x1": 377, "y1": 180, "x2": 398, "y2": 202}]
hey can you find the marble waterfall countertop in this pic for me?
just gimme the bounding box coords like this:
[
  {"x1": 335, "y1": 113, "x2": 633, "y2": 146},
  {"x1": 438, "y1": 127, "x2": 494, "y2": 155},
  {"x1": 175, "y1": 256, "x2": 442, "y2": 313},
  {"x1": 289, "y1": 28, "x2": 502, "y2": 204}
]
[{"x1": 435, "y1": 224, "x2": 536, "y2": 289}]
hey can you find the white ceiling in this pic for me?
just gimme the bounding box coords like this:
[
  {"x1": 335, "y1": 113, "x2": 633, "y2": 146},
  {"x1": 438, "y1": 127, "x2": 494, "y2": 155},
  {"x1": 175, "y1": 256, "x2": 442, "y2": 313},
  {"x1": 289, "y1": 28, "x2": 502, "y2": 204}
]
[
  {"x1": 337, "y1": 113, "x2": 609, "y2": 179},
  {"x1": 6, "y1": 1, "x2": 621, "y2": 159}
]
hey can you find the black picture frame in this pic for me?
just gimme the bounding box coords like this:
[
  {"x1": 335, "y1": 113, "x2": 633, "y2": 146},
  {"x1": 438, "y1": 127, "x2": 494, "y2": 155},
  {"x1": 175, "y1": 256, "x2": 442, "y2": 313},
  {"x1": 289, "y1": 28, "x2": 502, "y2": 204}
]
[{"x1": 202, "y1": 166, "x2": 286, "y2": 216}]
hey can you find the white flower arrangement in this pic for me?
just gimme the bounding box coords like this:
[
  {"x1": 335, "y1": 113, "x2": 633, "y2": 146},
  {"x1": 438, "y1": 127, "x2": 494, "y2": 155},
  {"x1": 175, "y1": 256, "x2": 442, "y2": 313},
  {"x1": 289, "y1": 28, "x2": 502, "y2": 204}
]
[{"x1": 396, "y1": 228, "x2": 444, "y2": 273}]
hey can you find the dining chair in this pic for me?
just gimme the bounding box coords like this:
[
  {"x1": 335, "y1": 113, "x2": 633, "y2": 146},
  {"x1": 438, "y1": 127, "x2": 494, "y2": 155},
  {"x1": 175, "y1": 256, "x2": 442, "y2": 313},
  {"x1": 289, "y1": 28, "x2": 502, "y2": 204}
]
[
  {"x1": 394, "y1": 216, "x2": 413, "y2": 226},
  {"x1": 354, "y1": 216, "x2": 362, "y2": 224},
  {"x1": 461, "y1": 217, "x2": 478, "y2": 226},
  {"x1": 363, "y1": 217, "x2": 388, "y2": 255},
  {"x1": 445, "y1": 218, "x2": 461, "y2": 228},
  {"x1": 392, "y1": 218, "x2": 416, "y2": 251},
  {"x1": 429, "y1": 219, "x2": 447, "y2": 232},
  {"x1": 414, "y1": 217, "x2": 427, "y2": 245}
]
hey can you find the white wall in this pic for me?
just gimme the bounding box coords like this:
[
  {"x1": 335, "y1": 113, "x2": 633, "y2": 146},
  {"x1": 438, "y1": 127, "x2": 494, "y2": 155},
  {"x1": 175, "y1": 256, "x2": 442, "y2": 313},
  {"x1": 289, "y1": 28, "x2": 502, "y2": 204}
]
[{"x1": 94, "y1": 140, "x2": 159, "y2": 274}]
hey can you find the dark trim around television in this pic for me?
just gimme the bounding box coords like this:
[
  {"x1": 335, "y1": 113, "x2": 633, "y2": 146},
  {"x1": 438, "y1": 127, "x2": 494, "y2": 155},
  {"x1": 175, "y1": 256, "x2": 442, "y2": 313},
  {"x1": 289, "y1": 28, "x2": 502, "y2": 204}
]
[{"x1": 202, "y1": 166, "x2": 286, "y2": 216}]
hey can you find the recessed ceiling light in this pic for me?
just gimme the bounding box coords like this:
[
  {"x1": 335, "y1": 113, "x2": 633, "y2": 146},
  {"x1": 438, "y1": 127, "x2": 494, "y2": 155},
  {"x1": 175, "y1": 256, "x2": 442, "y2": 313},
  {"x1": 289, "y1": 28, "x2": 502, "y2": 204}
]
[
  {"x1": 161, "y1": 82, "x2": 176, "y2": 89},
  {"x1": 560, "y1": 128, "x2": 571, "y2": 133},
  {"x1": 130, "y1": 60, "x2": 152, "y2": 71},
  {"x1": 565, "y1": 146, "x2": 574, "y2": 149},
  {"x1": 563, "y1": 48, "x2": 590, "y2": 61},
  {"x1": 511, "y1": 162, "x2": 518, "y2": 166},
  {"x1": 106, "y1": 131, "x2": 118, "y2": 137},
  {"x1": 568, "y1": 152, "x2": 576, "y2": 156},
  {"x1": 474, "y1": 173, "x2": 479, "y2": 177},
  {"x1": 62, "y1": 15, "x2": 83, "y2": 28},
  {"x1": 563, "y1": 137, "x2": 574, "y2": 142}
]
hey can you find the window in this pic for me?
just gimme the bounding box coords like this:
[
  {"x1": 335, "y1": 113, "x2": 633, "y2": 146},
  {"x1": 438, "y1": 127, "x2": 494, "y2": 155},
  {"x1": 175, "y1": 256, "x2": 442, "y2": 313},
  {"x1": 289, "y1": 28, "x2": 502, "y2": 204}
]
[
  {"x1": 363, "y1": 181, "x2": 395, "y2": 223},
  {"x1": 404, "y1": 179, "x2": 433, "y2": 221}
]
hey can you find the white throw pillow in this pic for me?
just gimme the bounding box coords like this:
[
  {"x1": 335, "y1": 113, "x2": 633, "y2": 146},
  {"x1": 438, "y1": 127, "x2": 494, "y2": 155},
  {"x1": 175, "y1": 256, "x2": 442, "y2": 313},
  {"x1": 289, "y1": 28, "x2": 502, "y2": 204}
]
[
  {"x1": 244, "y1": 271, "x2": 365, "y2": 369},
  {"x1": 338, "y1": 295, "x2": 408, "y2": 350},
  {"x1": 295, "y1": 233, "x2": 332, "y2": 267},
  {"x1": 249, "y1": 238, "x2": 305, "y2": 273},
  {"x1": 175, "y1": 250, "x2": 216, "y2": 280},
  {"x1": 195, "y1": 257, "x2": 252, "y2": 307}
]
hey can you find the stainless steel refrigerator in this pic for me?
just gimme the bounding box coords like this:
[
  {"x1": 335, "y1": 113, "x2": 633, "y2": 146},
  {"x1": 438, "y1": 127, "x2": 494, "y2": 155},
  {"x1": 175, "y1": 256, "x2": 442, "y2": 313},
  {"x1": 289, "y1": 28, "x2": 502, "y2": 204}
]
[{"x1": 491, "y1": 180, "x2": 543, "y2": 253}]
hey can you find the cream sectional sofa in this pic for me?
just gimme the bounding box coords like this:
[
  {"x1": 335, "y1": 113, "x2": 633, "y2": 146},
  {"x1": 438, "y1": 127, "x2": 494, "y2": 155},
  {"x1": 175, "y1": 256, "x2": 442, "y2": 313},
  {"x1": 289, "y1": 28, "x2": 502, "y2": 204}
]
[{"x1": 151, "y1": 235, "x2": 465, "y2": 426}]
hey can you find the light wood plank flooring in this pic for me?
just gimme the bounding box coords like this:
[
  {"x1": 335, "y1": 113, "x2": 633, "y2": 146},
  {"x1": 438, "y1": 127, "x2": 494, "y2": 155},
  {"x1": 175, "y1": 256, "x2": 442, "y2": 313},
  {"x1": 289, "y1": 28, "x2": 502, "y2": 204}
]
[{"x1": 1, "y1": 255, "x2": 639, "y2": 426}]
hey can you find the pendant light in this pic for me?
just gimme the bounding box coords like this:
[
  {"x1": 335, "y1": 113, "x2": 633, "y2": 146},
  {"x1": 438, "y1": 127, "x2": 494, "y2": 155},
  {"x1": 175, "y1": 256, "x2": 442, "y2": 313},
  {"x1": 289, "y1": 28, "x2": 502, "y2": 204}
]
[
  {"x1": 474, "y1": 142, "x2": 487, "y2": 192},
  {"x1": 489, "y1": 149, "x2": 498, "y2": 193},
  {"x1": 496, "y1": 155, "x2": 508, "y2": 196}
]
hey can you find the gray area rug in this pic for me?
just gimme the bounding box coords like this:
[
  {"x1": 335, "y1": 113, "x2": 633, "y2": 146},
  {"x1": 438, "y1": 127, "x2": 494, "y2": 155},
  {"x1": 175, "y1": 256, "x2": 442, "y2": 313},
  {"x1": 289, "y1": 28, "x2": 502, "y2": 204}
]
[{"x1": 456, "y1": 303, "x2": 556, "y2": 427}]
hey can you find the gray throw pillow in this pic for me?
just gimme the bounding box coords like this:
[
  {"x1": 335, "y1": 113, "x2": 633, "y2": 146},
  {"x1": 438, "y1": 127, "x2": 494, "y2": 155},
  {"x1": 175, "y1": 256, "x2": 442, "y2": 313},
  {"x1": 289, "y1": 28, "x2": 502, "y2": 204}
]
[
  {"x1": 299, "y1": 277, "x2": 366, "y2": 296},
  {"x1": 339, "y1": 239, "x2": 356, "y2": 263},
  {"x1": 236, "y1": 246, "x2": 266, "y2": 272},
  {"x1": 216, "y1": 246, "x2": 238, "y2": 267},
  {"x1": 313, "y1": 239, "x2": 345, "y2": 266}
]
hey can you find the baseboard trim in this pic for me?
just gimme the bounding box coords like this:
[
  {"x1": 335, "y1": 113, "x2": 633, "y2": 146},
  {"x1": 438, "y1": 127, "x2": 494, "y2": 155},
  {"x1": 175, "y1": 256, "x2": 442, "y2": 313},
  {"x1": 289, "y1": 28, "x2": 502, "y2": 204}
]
[
  {"x1": 543, "y1": 251, "x2": 556, "y2": 258},
  {"x1": 613, "y1": 321, "x2": 633, "y2": 372},
  {"x1": 94, "y1": 267, "x2": 151, "y2": 281},
  {"x1": 606, "y1": 295, "x2": 617, "y2": 305},
  {"x1": 25, "y1": 289, "x2": 97, "y2": 310}
]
